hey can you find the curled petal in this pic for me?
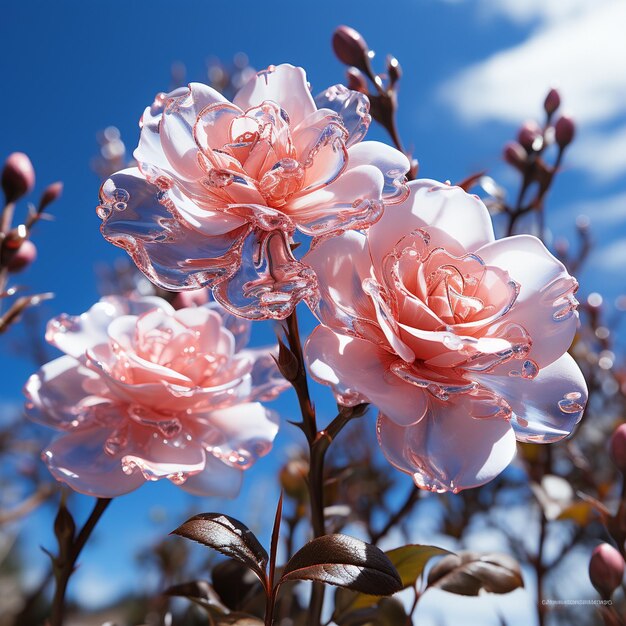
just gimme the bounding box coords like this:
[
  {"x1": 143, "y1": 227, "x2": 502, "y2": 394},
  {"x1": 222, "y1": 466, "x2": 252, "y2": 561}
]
[
  {"x1": 347, "y1": 141, "x2": 410, "y2": 203},
  {"x1": 368, "y1": 179, "x2": 495, "y2": 269},
  {"x1": 476, "y1": 235, "x2": 578, "y2": 367},
  {"x1": 98, "y1": 168, "x2": 249, "y2": 291},
  {"x1": 304, "y1": 230, "x2": 377, "y2": 334},
  {"x1": 305, "y1": 326, "x2": 428, "y2": 426},
  {"x1": 194, "y1": 402, "x2": 279, "y2": 470},
  {"x1": 24, "y1": 356, "x2": 106, "y2": 428},
  {"x1": 233, "y1": 64, "x2": 317, "y2": 128},
  {"x1": 42, "y1": 427, "x2": 145, "y2": 497},
  {"x1": 45, "y1": 296, "x2": 171, "y2": 359},
  {"x1": 376, "y1": 398, "x2": 517, "y2": 493},
  {"x1": 291, "y1": 109, "x2": 349, "y2": 194},
  {"x1": 160, "y1": 83, "x2": 229, "y2": 180},
  {"x1": 239, "y1": 347, "x2": 291, "y2": 401},
  {"x1": 213, "y1": 228, "x2": 318, "y2": 320},
  {"x1": 287, "y1": 165, "x2": 384, "y2": 238},
  {"x1": 474, "y1": 353, "x2": 587, "y2": 443},
  {"x1": 315, "y1": 85, "x2": 371, "y2": 147}
]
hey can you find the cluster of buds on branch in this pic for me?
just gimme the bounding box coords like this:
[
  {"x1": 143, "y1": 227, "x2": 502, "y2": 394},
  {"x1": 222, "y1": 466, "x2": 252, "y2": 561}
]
[
  {"x1": 332, "y1": 25, "x2": 418, "y2": 179},
  {"x1": 0, "y1": 152, "x2": 60, "y2": 334},
  {"x1": 495, "y1": 88, "x2": 576, "y2": 236}
]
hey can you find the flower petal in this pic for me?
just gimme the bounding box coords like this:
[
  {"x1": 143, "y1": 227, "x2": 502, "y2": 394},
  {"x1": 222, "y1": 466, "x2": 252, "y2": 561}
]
[
  {"x1": 476, "y1": 235, "x2": 578, "y2": 366},
  {"x1": 179, "y1": 454, "x2": 243, "y2": 498},
  {"x1": 376, "y1": 397, "x2": 517, "y2": 493},
  {"x1": 304, "y1": 230, "x2": 376, "y2": 333},
  {"x1": 44, "y1": 297, "x2": 168, "y2": 358},
  {"x1": 24, "y1": 356, "x2": 105, "y2": 428},
  {"x1": 304, "y1": 326, "x2": 428, "y2": 426},
  {"x1": 233, "y1": 64, "x2": 316, "y2": 128},
  {"x1": 474, "y1": 352, "x2": 587, "y2": 443},
  {"x1": 98, "y1": 168, "x2": 249, "y2": 291},
  {"x1": 193, "y1": 402, "x2": 279, "y2": 469},
  {"x1": 213, "y1": 228, "x2": 318, "y2": 320},
  {"x1": 346, "y1": 141, "x2": 410, "y2": 203},
  {"x1": 238, "y1": 348, "x2": 291, "y2": 401},
  {"x1": 42, "y1": 427, "x2": 146, "y2": 497},
  {"x1": 287, "y1": 164, "x2": 384, "y2": 237},
  {"x1": 315, "y1": 85, "x2": 371, "y2": 147},
  {"x1": 368, "y1": 179, "x2": 495, "y2": 268}
]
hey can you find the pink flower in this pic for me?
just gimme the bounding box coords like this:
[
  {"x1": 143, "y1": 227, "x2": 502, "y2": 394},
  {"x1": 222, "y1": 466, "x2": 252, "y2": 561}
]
[
  {"x1": 97, "y1": 64, "x2": 409, "y2": 320},
  {"x1": 24, "y1": 297, "x2": 288, "y2": 497},
  {"x1": 304, "y1": 179, "x2": 587, "y2": 493}
]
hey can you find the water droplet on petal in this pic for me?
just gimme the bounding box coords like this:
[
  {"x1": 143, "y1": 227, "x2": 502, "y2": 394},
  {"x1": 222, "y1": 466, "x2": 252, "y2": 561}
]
[
  {"x1": 558, "y1": 392, "x2": 584, "y2": 414},
  {"x1": 520, "y1": 359, "x2": 539, "y2": 379}
]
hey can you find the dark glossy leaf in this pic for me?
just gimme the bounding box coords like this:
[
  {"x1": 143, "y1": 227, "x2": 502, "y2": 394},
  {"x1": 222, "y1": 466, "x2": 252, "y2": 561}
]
[
  {"x1": 280, "y1": 534, "x2": 402, "y2": 595},
  {"x1": 164, "y1": 580, "x2": 228, "y2": 614},
  {"x1": 172, "y1": 513, "x2": 268, "y2": 582},
  {"x1": 427, "y1": 551, "x2": 524, "y2": 596},
  {"x1": 333, "y1": 544, "x2": 451, "y2": 616},
  {"x1": 212, "y1": 559, "x2": 266, "y2": 614}
]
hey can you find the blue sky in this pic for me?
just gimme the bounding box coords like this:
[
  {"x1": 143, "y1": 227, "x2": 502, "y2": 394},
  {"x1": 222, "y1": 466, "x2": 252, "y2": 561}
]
[{"x1": 1, "y1": 1, "x2": 625, "y2": 623}]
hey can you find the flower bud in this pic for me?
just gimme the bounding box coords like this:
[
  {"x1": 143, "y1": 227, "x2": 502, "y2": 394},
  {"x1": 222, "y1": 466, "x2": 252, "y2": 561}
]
[
  {"x1": 387, "y1": 55, "x2": 402, "y2": 85},
  {"x1": 517, "y1": 121, "x2": 542, "y2": 152},
  {"x1": 589, "y1": 544, "x2": 624, "y2": 599},
  {"x1": 279, "y1": 458, "x2": 309, "y2": 502},
  {"x1": 544, "y1": 88, "x2": 561, "y2": 115},
  {"x1": 39, "y1": 181, "x2": 63, "y2": 211},
  {"x1": 346, "y1": 67, "x2": 368, "y2": 94},
  {"x1": 332, "y1": 25, "x2": 370, "y2": 71},
  {"x1": 2, "y1": 152, "x2": 35, "y2": 203},
  {"x1": 503, "y1": 141, "x2": 527, "y2": 169},
  {"x1": 555, "y1": 115, "x2": 575, "y2": 149},
  {"x1": 610, "y1": 423, "x2": 626, "y2": 473},
  {"x1": 6, "y1": 239, "x2": 37, "y2": 273},
  {"x1": 171, "y1": 288, "x2": 209, "y2": 310}
]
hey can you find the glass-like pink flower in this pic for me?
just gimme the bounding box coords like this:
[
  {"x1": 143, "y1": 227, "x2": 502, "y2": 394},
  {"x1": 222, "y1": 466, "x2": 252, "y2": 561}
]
[
  {"x1": 97, "y1": 64, "x2": 409, "y2": 320},
  {"x1": 304, "y1": 179, "x2": 587, "y2": 493},
  {"x1": 24, "y1": 297, "x2": 287, "y2": 497}
]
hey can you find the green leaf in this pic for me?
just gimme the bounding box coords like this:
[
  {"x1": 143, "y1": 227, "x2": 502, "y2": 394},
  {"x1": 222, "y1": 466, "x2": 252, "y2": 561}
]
[
  {"x1": 386, "y1": 544, "x2": 452, "y2": 588},
  {"x1": 280, "y1": 534, "x2": 402, "y2": 595}
]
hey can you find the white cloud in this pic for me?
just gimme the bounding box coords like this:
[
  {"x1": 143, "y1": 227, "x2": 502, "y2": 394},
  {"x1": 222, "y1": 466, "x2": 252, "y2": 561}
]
[
  {"x1": 476, "y1": 0, "x2": 609, "y2": 26},
  {"x1": 437, "y1": 1, "x2": 626, "y2": 181},
  {"x1": 569, "y1": 124, "x2": 626, "y2": 183}
]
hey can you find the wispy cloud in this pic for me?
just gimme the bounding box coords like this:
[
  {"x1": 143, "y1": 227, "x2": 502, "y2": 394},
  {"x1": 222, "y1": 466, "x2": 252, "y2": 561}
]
[{"x1": 437, "y1": 1, "x2": 626, "y2": 182}]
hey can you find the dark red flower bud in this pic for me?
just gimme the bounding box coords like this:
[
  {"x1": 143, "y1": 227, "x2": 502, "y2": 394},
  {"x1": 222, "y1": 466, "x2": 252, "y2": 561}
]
[
  {"x1": 387, "y1": 55, "x2": 402, "y2": 85},
  {"x1": 503, "y1": 141, "x2": 527, "y2": 169},
  {"x1": 346, "y1": 67, "x2": 368, "y2": 94},
  {"x1": 544, "y1": 88, "x2": 561, "y2": 115},
  {"x1": 2, "y1": 152, "x2": 35, "y2": 203},
  {"x1": 555, "y1": 115, "x2": 575, "y2": 149},
  {"x1": 332, "y1": 25, "x2": 370, "y2": 71},
  {"x1": 589, "y1": 544, "x2": 624, "y2": 600},
  {"x1": 6, "y1": 239, "x2": 37, "y2": 273},
  {"x1": 39, "y1": 181, "x2": 63, "y2": 211},
  {"x1": 610, "y1": 423, "x2": 626, "y2": 473},
  {"x1": 517, "y1": 121, "x2": 542, "y2": 152}
]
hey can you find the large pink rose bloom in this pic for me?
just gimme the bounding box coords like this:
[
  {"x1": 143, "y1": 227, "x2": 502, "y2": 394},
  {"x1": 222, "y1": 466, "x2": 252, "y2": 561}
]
[
  {"x1": 24, "y1": 297, "x2": 287, "y2": 497},
  {"x1": 97, "y1": 64, "x2": 409, "y2": 320},
  {"x1": 304, "y1": 179, "x2": 587, "y2": 493}
]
